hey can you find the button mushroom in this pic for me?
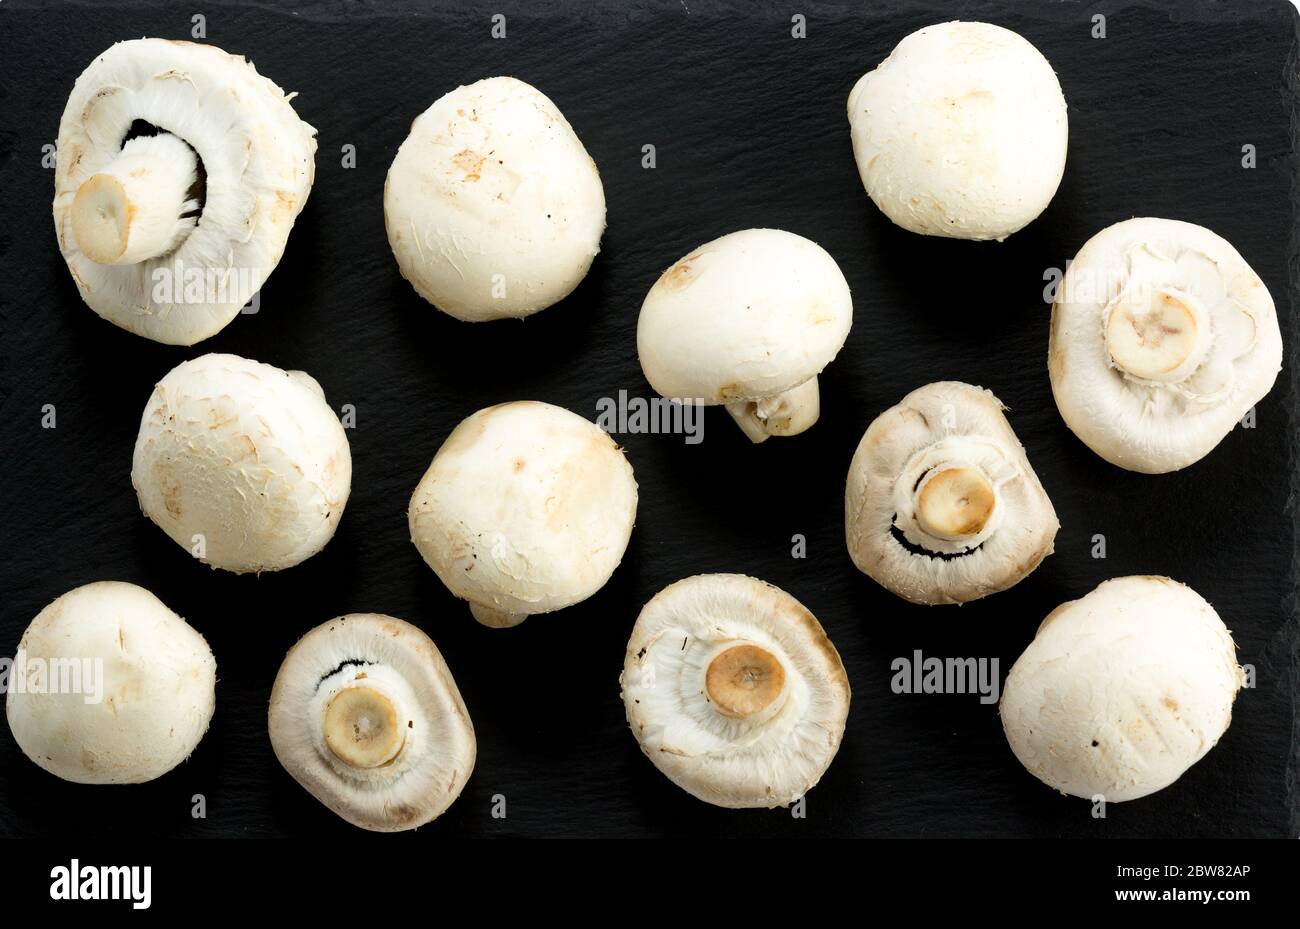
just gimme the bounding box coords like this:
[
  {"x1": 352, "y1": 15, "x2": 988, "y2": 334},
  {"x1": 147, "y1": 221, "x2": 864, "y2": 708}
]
[
  {"x1": 268, "y1": 614, "x2": 475, "y2": 832},
  {"x1": 5, "y1": 581, "x2": 216, "y2": 784},
  {"x1": 637, "y1": 228, "x2": 853, "y2": 442},
  {"x1": 847, "y1": 21, "x2": 1068, "y2": 241},
  {"x1": 408, "y1": 401, "x2": 637, "y2": 628},
  {"x1": 1000, "y1": 576, "x2": 1243, "y2": 802},
  {"x1": 52, "y1": 39, "x2": 317, "y2": 345},
  {"x1": 846, "y1": 382, "x2": 1058, "y2": 604},
  {"x1": 1049, "y1": 217, "x2": 1283, "y2": 473},
  {"x1": 620, "y1": 574, "x2": 851, "y2": 808},
  {"x1": 384, "y1": 76, "x2": 605, "y2": 321},
  {"x1": 131, "y1": 353, "x2": 352, "y2": 573}
]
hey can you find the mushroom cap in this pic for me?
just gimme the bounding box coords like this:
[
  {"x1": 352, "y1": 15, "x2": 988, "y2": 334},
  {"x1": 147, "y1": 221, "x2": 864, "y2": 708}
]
[
  {"x1": 268, "y1": 613, "x2": 476, "y2": 832},
  {"x1": 620, "y1": 574, "x2": 851, "y2": 809},
  {"x1": 1000, "y1": 576, "x2": 1243, "y2": 802},
  {"x1": 1049, "y1": 217, "x2": 1282, "y2": 473},
  {"x1": 847, "y1": 21, "x2": 1067, "y2": 241},
  {"x1": 846, "y1": 381, "x2": 1058, "y2": 605},
  {"x1": 131, "y1": 353, "x2": 352, "y2": 574},
  {"x1": 5, "y1": 581, "x2": 216, "y2": 784},
  {"x1": 636, "y1": 228, "x2": 853, "y2": 403},
  {"x1": 409, "y1": 401, "x2": 637, "y2": 620},
  {"x1": 384, "y1": 76, "x2": 606, "y2": 321},
  {"x1": 52, "y1": 39, "x2": 317, "y2": 345}
]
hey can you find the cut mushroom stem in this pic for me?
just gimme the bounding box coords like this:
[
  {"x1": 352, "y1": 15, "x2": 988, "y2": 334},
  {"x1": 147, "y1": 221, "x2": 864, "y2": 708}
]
[
  {"x1": 468, "y1": 603, "x2": 528, "y2": 629},
  {"x1": 705, "y1": 643, "x2": 789, "y2": 721},
  {"x1": 724, "y1": 377, "x2": 821, "y2": 444},
  {"x1": 324, "y1": 686, "x2": 406, "y2": 769},
  {"x1": 1105, "y1": 287, "x2": 1209, "y2": 383},
  {"x1": 71, "y1": 134, "x2": 198, "y2": 265},
  {"x1": 915, "y1": 466, "x2": 997, "y2": 541}
]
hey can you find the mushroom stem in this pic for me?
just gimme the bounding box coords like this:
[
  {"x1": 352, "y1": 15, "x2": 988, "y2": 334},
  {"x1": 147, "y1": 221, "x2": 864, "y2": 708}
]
[
  {"x1": 323, "y1": 686, "x2": 406, "y2": 769},
  {"x1": 1105, "y1": 287, "x2": 1208, "y2": 383},
  {"x1": 915, "y1": 466, "x2": 997, "y2": 541},
  {"x1": 71, "y1": 134, "x2": 199, "y2": 265},
  {"x1": 469, "y1": 603, "x2": 528, "y2": 628},
  {"x1": 706, "y1": 644, "x2": 788, "y2": 720},
  {"x1": 724, "y1": 377, "x2": 820, "y2": 444}
]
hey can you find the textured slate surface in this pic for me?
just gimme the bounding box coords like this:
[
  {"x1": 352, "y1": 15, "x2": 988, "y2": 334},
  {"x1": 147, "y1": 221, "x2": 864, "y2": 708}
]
[{"x1": 0, "y1": 0, "x2": 1296, "y2": 839}]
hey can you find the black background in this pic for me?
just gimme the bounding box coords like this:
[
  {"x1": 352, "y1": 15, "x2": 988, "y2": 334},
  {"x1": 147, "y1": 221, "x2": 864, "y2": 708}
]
[{"x1": 0, "y1": 0, "x2": 1296, "y2": 840}]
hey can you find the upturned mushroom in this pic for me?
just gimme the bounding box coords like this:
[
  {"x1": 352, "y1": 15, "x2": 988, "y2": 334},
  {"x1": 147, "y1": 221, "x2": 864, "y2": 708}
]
[
  {"x1": 409, "y1": 401, "x2": 637, "y2": 627},
  {"x1": 846, "y1": 382, "x2": 1058, "y2": 605},
  {"x1": 268, "y1": 614, "x2": 475, "y2": 832},
  {"x1": 847, "y1": 21, "x2": 1068, "y2": 241},
  {"x1": 1049, "y1": 217, "x2": 1283, "y2": 472},
  {"x1": 637, "y1": 228, "x2": 853, "y2": 442},
  {"x1": 131, "y1": 353, "x2": 352, "y2": 573},
  {"x1": 5, "y1": 581, "x2": 216, "y2": 784},
  {"x1": 620, "y1": 574, "x2": 850, "y2": 808},
  {"x1": 52, "y1": 39, "x2": 317, "y2": 344},
  {"x1": 385, "y1": 76, "x2": 605, "y2": 321},
  {"x1": 1000, "y1": 576, "x2": 1243, "y2": 802}
]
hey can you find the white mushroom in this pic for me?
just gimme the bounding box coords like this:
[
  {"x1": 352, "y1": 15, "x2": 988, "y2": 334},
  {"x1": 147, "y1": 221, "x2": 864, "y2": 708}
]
[
  {"x1": 847, "y1": 21, "x2": 1068, "y2": 241},
  {"x1": 1049, "y1": 217, "x2": 1282, "y2": 472},
  {"x1": 268, "y1": 614, "x2": 475, "y2": 832},
  {"x1": 620, "y1": 574, "x2": 850, "y2": 808},
  {"x1": 409, "y1": 401, "x2": 637, "y2": 628},
  {"x1": 1001, "y1": 576, "x2": 1243, "y2": 802},
  {"x1": 5, "y1": 581, "x2": 216, "y2": 784},
  {"x1": 846, "y1": 382, "x2": 1058, "y2": 605},
  {"x1": 384, "y1": 76, "x2": 605, "y2": 321},
  {"x1": 131, "y1": 353, "x2": 352, "y2": 573},
  {"x1": 637, "y1": 228, "x2": 853, "y2": 442},
  {"x1": 52, "y1": 39, "x2": 317, "y2": 345}
]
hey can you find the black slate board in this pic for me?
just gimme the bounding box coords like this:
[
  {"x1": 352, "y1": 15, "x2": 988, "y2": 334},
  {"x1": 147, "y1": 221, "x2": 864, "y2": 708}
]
[{"x1": 0, "y1": 0, "x2": 1296, "y2": 840}]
